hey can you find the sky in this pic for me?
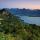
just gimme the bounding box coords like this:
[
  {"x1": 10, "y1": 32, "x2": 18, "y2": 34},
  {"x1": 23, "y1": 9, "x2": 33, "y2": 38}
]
[{"x1": 0, "y1": 0, "x2": 40, "y2": 9}]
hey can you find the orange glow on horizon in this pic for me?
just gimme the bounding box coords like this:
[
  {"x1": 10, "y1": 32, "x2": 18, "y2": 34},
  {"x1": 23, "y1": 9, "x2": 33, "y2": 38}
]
[{"x1": 6, "y1": 2, "x2": 40, "y2": 9}]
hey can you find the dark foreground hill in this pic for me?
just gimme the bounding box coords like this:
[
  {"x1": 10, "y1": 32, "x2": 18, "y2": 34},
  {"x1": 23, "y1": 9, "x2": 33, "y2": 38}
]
[{"x1": 0, "y1": 9, "x2": 40, "y2": 40}]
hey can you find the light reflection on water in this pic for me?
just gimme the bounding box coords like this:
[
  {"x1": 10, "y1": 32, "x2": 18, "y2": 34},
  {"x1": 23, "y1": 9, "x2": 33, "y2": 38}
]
[{"x1": 20, "y1": 16, "x2": 40, "y2": 25}]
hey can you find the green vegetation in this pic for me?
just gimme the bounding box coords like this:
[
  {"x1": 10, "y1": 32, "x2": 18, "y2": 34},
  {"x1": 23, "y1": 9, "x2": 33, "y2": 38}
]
[{"x1": 0, "y1": 9, "x2": 40, "y2": 40}]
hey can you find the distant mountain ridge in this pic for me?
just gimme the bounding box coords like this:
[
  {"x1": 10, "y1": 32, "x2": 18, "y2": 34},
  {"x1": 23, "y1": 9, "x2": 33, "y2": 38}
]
[{"x1": 1, "y1": 8, "x2": 40, "y2": 17}]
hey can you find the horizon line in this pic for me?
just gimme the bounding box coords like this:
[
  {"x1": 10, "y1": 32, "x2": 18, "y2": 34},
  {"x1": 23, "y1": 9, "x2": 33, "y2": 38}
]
[{"x1": 0, "y1": 8, "x2": 40, "y2": 10}]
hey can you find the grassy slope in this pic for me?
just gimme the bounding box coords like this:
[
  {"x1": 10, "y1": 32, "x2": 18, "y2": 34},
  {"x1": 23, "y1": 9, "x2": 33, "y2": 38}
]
[{"x1": 0, "y1": 9, "x2": 40, "y2": 40}]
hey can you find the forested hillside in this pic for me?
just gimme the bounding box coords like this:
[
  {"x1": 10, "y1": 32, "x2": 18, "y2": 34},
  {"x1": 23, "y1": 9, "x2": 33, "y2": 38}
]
[{"x1": 0, "y1": 9, "x2": 40, "y2": 40}]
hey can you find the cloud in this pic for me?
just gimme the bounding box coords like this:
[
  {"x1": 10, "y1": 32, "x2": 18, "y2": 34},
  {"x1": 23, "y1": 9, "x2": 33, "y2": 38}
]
[
  {"x1": 0, "y1": 0, "x2": 40, "y2": 2},
  {"x1": 5, "y1": 2, "x2": 40, "y2": 9},
  {"x1": 0, "y1": 0, "x2": 10, "y2": 2},
  {"x1": 0, "y1": 0, "x2": 5, "y2": 2},
  {"x1": 0, "y1": 0, "x2": 40, "y2": 9}
]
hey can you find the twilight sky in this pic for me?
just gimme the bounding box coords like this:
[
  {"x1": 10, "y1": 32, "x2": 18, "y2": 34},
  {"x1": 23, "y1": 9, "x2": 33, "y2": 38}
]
[{"x1": 0, "y1": 0, "x2": 40, "y2": 9}]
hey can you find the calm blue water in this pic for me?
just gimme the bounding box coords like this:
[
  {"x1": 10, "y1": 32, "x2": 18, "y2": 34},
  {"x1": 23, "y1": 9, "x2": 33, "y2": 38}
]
[{"x1": 20, "y1": 16, "x2": 40, "y2": 25}]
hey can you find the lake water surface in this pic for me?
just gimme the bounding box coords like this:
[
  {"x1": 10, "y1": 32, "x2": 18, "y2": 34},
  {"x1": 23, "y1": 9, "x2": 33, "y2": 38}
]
[{"x1": 20, "y1": 16, "x2": 40, "y2": 26}]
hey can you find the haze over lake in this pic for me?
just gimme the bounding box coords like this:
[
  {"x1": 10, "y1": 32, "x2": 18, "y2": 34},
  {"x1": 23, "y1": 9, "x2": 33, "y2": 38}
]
[{"x1": 20, "y1": 16, "x2": 40, "y2": 25}]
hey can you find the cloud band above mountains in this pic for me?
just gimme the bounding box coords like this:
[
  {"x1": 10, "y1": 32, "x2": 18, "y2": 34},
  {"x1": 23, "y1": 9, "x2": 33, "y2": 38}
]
[{"x1": 0, "y1": 0, "x2": 40, "y2": 9}]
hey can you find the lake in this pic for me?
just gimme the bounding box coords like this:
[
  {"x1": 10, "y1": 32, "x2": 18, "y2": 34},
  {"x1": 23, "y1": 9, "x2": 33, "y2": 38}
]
[{"x1": 20, "y1": 16, "x2": 40, "y2": 26}]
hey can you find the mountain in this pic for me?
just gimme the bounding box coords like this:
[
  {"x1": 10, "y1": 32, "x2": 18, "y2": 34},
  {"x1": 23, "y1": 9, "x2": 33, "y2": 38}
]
[
  {"x1": 0, "y1": 9, "x2": 40, "y2": 40},
  {"x1": 7, "y1": 8, "x2": 40, "y2": 17}
]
